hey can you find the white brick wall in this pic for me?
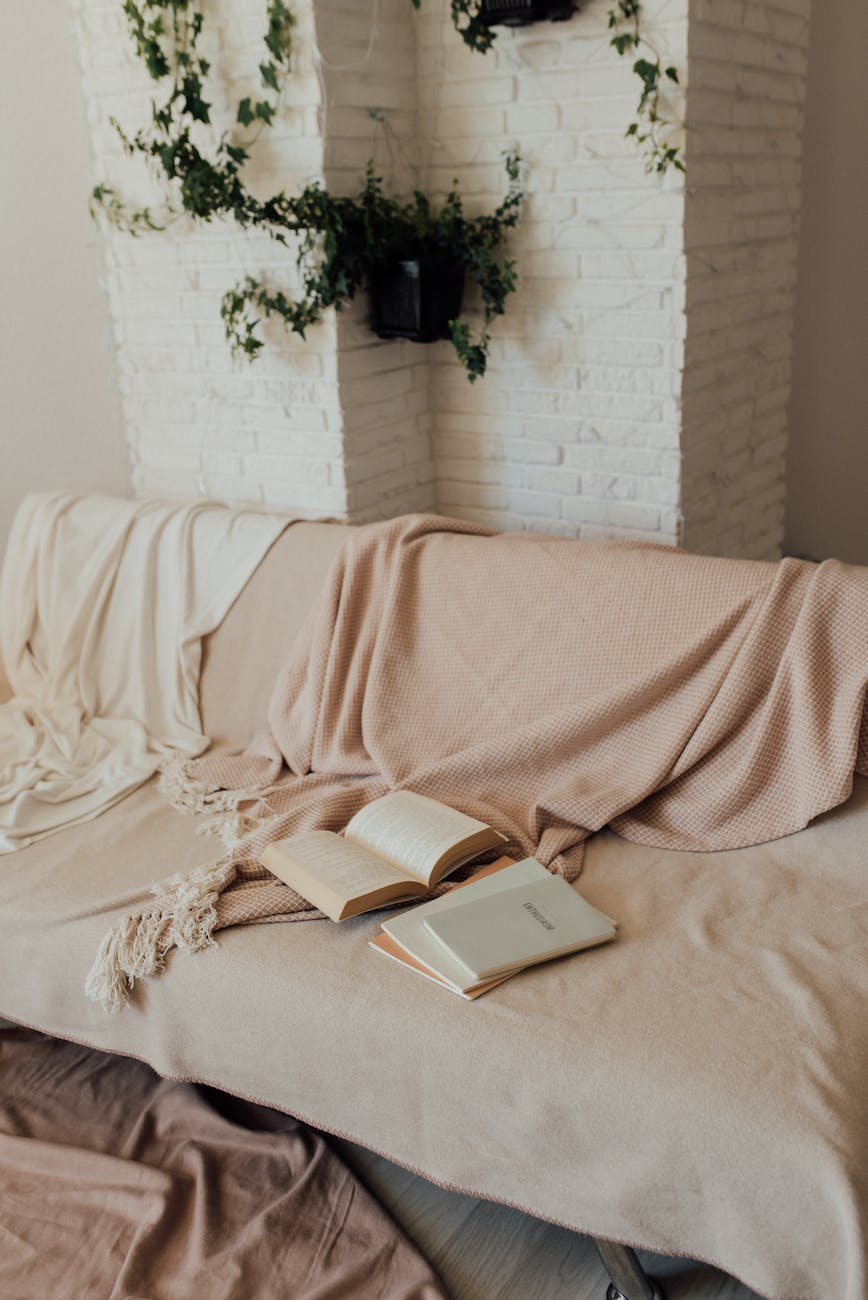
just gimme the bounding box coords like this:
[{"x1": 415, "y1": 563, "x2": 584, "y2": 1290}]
[
  {"x1": 73, "y1": 0, "x2": 348, "y2": 518},
  {"x1": 416, "y1": 0, "x2": 688, "y2": 541},
  {"x1": 316, "y1": 0, "x2": 437, "y2": 521},
  {"x1": 74, "y1": 0, "x2": 810, "y2": 556}
]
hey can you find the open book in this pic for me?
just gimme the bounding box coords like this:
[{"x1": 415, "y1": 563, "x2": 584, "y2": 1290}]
[{"x1": 259, "y1": 790, "x2": 507, "y2": 922}]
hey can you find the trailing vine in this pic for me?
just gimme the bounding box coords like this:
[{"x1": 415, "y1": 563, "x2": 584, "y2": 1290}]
[
  {"x1": 221, "y1": 154, "x2": 524, "y2": 383},
  {"x1": 91, "y1": 0, "x2": 295, "y2": 235},
  {"x1": 91, "y1": 0, "x2": 524, "y2": 381},
  {"x1": 409, "y1": 0, "x2": 495, "y2": 54},
  {"x1": 410, "y1": 0, "x2": 683, "y2": 175},
  {"x1": 607, "y1": 0, "x2": 683, "y2": 174}
]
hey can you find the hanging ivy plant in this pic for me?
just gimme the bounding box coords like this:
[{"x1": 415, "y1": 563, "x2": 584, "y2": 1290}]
[
  {"x1": 410, "y1": 0, "x2": 683, "y2": 175},
  {"x1": 92, "y1": 0, "x2": 523, "y2": 381},
  {"x1": 410, "y1": 0, "x2": 496, "y2": 53},
  {"x1": 221, "y1": 155, "x2": 524, "y2": 382},
  {"x1": 91, "y1": 0, "x2": 295, "y2": 235},
  {"x1": 607, "y1": 0, "x2": 684, "y2": 174}
]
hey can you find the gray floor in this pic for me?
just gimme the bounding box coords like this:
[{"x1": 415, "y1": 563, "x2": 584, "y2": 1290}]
[{"x1": 336, "y1": 1141, "x2": 761, "y2": 1300}]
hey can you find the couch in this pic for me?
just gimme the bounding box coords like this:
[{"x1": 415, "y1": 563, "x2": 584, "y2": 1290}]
[{"x1": 1, "y1": 520, "x2": 866, "y2": 1300}]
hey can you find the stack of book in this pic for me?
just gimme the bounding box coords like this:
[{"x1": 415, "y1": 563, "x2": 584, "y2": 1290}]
[
  {"x1": 370, "y1": 856, "x2": 616, "y2": 998},
  {"x1": 259, "y1": 790, "x2": 617, "y2": 999}
]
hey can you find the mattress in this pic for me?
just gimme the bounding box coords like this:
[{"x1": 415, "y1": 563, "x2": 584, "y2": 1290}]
[{"x1": 1, "y1": 770, "x2": 866, "y2": 1300}]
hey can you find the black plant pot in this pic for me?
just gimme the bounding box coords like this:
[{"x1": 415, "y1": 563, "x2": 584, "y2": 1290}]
[
  {"x1": 481, "y1": 0, "x2": 577, "y2": 26},
  {"x1": 372, "y1": 258, "x2": 465, "y2": 344}
]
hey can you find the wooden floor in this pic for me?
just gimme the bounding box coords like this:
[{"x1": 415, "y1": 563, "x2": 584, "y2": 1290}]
[{"x1": 336, "y1": 1141, "x2": 761, "y2": 1300}]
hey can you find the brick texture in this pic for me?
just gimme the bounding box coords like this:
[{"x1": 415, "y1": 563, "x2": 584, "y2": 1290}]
[
  {"x1": 317, "y1": 0, "x2": 438, "y2": 521},
  {"x1": 73, "y1": 0, "x2": 810, "y2": 557},
  {"x1": 415, "y1": 0, "x2": 688, "y2": 542},
  {"x1": 72, "y1": 0, "x2": 346, "y2": 518}
]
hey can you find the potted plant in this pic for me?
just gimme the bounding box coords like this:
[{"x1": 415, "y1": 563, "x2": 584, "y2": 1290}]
[
  {"x1": 220, "y1": 157, "x2": 524, "y2": 382},
  {"x1": 372, "y1": 259, "x2": 465, "y2": 344},
  {"x1": 92, "y1": 0, "x2": 525, "y2": 381}
]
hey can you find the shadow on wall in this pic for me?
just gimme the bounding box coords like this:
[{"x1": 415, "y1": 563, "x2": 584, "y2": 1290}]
[{"x1": 785, "y1": 0, "x2": 868, "y2": 566}]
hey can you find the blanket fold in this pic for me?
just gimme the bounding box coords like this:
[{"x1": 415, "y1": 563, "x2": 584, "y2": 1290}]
[
  {"x1": 89, "y1": 513, "x2": 868, "y2": 1009},
  {"x1": 0, "y1": 493, "x2": 286, "y2": 854},
  {"x1": 0, "y1": 1026, "x2": 447, "y2": 1300}
]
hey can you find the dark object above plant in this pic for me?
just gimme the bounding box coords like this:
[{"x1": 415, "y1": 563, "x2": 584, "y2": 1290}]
[
  {"x1": 480, "y1": 0, "x2": 577, "y2": 29},
  {"x1": 91, "y1": 0, "x2": 524, "y2": 381},
  {"x1": 409, "y1": 0, "x2": 575, "y2": 55}
]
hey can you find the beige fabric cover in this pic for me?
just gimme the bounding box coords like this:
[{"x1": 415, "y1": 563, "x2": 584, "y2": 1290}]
[
  {"x1": 0, "y1": 1025, "x2": 446, "y2": 1299},
  {"x1": 1, "y1": 776, "x2": 866, "y2": 1300},
  {"x1": 93, "y1": 515, "x2": 868, "y2": 1009},
  {"x1": 199, "y1": 520, "x2": 352, "y2": 748},
  {"x1": 1, "y1": 523, "x2": 867, "y2": 1300},
  {"x1": 0, "y1": 492, "x2": 287, "y2": 852}
]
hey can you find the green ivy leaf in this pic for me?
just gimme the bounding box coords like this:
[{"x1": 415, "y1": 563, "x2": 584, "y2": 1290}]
[
  {"x1": 260, "y1": 60, "x2": 279, "y2": 91},
  {"x1": 633, "y1": 57, "x2": 659, "y2": 82}
]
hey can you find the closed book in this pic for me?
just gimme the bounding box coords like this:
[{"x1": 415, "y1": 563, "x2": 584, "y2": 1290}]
[
  {"x1": 374, "y1": 857, "x2": 549, "y2": 995},
  {"x1": 422, "y1": 873, "x2": 616, "y2": 981},
  {"x1": 370, "y1": 932, "x2": 510, "y2": 1000}
]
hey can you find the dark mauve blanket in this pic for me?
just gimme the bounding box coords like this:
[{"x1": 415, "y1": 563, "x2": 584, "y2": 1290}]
[{"x1": 0, "y1": 1026, "x2": 447, "y2": 1300}]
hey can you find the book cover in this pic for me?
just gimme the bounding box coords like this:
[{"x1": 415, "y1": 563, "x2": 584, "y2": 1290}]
[
  {"x1": 375, "y1": 857, "x2": 548, "y2": 995},
  {"x1": 422, "y1": 873, "x2": 617, "y2": 981}
]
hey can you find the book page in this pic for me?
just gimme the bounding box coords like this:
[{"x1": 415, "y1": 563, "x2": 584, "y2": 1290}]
[
  {"x1": 345, "y1": 791, "x2": 493, "y2": 885},
  {"x1": 270, "y1": 830, "x2": 412, "y2": 899},
  {"x1": 369, "y1": 933, "x2": 512, "y2": 1000}
]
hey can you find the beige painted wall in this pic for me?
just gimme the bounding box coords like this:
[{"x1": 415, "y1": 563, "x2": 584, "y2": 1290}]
[
  {"x1": 785, "y1": 0, "x2": 868, "y2": 564},
  {"x1": 0, "y1": 1, "x2": 129, "y2": 558}
]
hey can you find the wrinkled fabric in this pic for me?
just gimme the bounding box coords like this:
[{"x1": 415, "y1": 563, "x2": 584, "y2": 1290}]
[
  {"x1": 0, "y1": 493, "x2": 286, "y2": 852},
  {"x1": 2, "y1": 773, "x2": 868, "y2": 1300},
  {"x1": 0, "y1": 1026, "x2": 447, "y2": 1300},
  {"x1": 106, "y1": 513, "x2": 868, "y2": 982},
  {"x1": 4, "y1": 515, "x2": 868, "y2": 1300}
]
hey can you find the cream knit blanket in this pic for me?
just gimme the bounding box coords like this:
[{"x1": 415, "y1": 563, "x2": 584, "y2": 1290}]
[
  {"x1": 0, "y1": 493, "x2": 286, "y2": 855},
  {"x1": 89, "y1": 513, "x2": 868, "y2": 1011}
]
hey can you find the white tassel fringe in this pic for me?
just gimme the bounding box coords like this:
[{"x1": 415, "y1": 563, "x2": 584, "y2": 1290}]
[
  {"x1": 194, "y1": 810, "x2": 262, "y2": 849},
  {"x1": 87, "y1": 759, "x2": 269, "y2": 1012},
  {"x1": 84, "y1": 861, "x2": 235, "y2": 1013},
  {"x1": 157, "y1": 755, "x2": 240, "y2": 816}
]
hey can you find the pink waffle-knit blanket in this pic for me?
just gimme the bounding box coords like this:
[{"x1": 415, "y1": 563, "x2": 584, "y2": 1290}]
[{"x1": 88, "y1": 514, "x2": 868, "y2": 1010}]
